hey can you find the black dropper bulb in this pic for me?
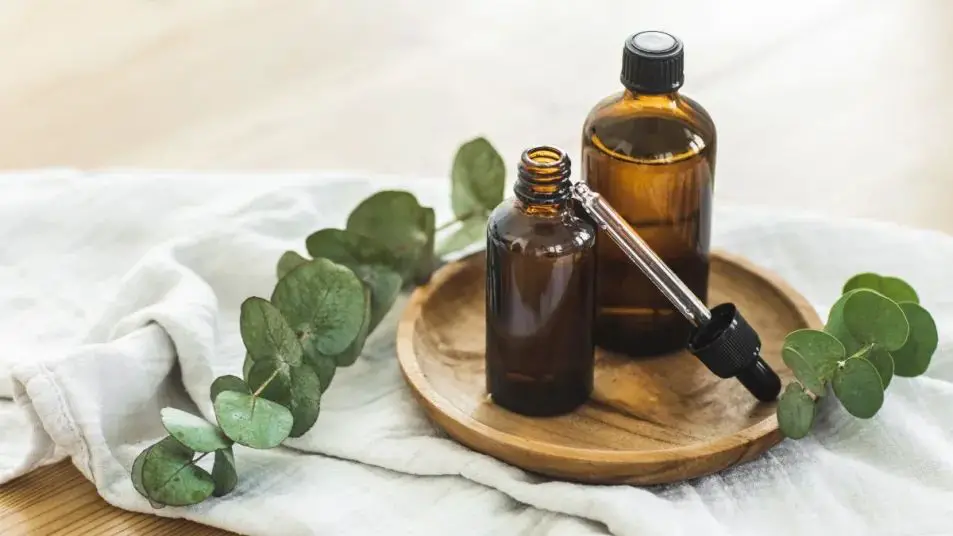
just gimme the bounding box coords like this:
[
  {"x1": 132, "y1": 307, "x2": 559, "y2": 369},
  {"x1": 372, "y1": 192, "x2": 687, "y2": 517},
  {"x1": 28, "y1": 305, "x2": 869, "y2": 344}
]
[
  {"x1": 570, "y1": 182, "x2": 783, "y2": 402},
  {"x1": 686, "y1": 303, "x2": 781, "y2": 402}
]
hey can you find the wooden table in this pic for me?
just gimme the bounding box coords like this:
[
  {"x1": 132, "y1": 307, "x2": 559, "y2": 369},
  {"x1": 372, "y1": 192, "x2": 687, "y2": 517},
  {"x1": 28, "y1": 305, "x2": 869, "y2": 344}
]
[{"x1": 2, "y1": 1, "x2": 952, "y2": 534}]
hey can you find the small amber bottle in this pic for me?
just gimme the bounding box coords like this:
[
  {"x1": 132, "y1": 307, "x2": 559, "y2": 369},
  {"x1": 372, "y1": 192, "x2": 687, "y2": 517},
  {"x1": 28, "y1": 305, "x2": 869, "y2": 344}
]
[
  {"x1": 582, "y1": 30, "x2": 715, "y2": 357},
  {"x1": 485, "y1": 146, "x2": 597, "y2": 416}
]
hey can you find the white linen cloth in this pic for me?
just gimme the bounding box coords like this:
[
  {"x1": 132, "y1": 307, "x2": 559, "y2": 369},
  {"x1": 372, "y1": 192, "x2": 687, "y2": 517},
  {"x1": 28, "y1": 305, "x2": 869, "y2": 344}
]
[{"x1": 2, "y1": 171, "x2": 953, "y2": 536}]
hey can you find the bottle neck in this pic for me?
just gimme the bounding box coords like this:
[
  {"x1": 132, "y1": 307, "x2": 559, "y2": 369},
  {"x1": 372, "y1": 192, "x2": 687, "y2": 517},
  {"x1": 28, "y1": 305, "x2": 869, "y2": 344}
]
[
  {"x1": 622, "y1": 89, "x2": 679, "y2": 108},
  {"x1": 513, "y1": 146, "x2": 573, "y2": 215}
]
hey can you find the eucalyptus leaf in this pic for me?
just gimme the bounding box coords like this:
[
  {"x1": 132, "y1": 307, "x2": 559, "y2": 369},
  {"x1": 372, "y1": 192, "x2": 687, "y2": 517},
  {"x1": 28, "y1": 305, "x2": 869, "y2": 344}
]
[
  {"x1": 210, "y1": 375, "x2": 249, "y2": 404},
  {"x1": 451, "y1": 137, "x2": 505, "y2": 218},
  {"x1": 277, "y1": 251, "x2": 309, "y2": 280},
  {"x1": 271, "y1": 259, "x2": 367, "y2": 357},
  {"x1": 436, "y1": 216, "x2": 487, "y2": 257},
  {"x1": 303, "y1": 231, "x2": 400, "y2": 331},
  {"x1": 141, "y1": 436, "x2": 214, "y2": 507},
  {"x1": 240, "y1": 297, "x2": 303, "y2": 367},
  {"x1": 777, "y1": 383, "x2": 816, "y2": 439},
  {"x1": 782, "y1": 347, "x2": 825, "y2": 395},
  {"x1": 843, "y1": 273, "x2": 919, "y2": 304},
  {"x1": 346, "y1": 191, "x2": 431, "y2": 279},
  {"x1": 350, "y1": 265, "x2": 401, "y2": 331},
  {"x1": 247, "y1": 358, "x2": 323, "y2": 438},
  {"x1": 832, "y1": 358, "x2": 884, "y2": 419},
  {"x1": 242, "y1": 353, "x2": 254, "y2": 383},
  {"x1": 843, "y1": 289, "x2": 909, "y2": 351},
  {"x1": 213, "y1": 391, "x2": 293, "y2": 449},
  {"x1": 160, "y1": 408, "x2": 232, "y2": 453},
  {"x1": 782, "y1": 329, "x2": 845, "y2": 393},
  {"x1": 413, "y1": 207, "x2": 437, "y2": 284},
  {"x1": 131, "y1": 445, "x2": 150, "y2": 500},
  {"x1": 865, "y1": 347, "x2": 895, "y2": 389},
  {"x1": 211, "y1": 447, "x2": 238, "y2": 497},
  {"x1": 305, "y1": 229, "x2": 404, "y2": 275},
  {"x1": 825, "y1": 289, "x2": 862, "y2": 353},
  {"x1": 306, "y1": 349, "x2": 338, "y2": 389},
  {"x1": 892, "y1": 302, "x2": 938, "y2": 377},
  {"x1": 327, "y1": 287, "x2": 372, "y2": 368}
]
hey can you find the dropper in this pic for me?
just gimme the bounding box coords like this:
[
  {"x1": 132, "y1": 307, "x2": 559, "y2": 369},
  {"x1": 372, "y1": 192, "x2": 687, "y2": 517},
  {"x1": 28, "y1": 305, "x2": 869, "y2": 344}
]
[{"x1": 572, "y1": 183, "x2": 782, "y2": 402}]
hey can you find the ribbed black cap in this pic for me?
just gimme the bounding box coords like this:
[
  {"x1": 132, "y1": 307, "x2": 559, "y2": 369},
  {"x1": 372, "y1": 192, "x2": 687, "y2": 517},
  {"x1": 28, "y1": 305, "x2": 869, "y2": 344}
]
[
  {"x1": 620, "y1": 30, "x2": 684, "y2": 94},
  {"x1": 687, "y1": 303, "x2": 782, "y2": 402}
]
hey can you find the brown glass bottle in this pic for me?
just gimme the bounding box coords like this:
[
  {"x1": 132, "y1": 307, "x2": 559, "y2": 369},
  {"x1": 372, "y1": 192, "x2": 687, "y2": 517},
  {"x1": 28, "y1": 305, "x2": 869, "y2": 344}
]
[
  {"x1": 485, "y1": 146, "x2": 597, "y2": 416},
  {"x1": 582, "y1": 30, "x2": 715, "y2": 357}
]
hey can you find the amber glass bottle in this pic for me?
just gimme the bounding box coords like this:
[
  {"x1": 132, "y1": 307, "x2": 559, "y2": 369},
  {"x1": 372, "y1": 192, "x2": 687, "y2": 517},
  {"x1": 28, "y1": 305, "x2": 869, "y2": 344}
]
[
  {"x1": 485, "y1": 146, "x2": 597, "y2": 416},
  {"x1": 582, "y1": 30, "x2": 715, "y2": 357}
]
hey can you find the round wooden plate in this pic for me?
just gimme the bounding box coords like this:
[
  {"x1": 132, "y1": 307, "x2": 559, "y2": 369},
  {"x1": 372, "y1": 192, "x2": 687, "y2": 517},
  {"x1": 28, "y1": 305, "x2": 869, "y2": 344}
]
[{"x1": 396, "y1": 250, "x2": 821, "y2": 485}]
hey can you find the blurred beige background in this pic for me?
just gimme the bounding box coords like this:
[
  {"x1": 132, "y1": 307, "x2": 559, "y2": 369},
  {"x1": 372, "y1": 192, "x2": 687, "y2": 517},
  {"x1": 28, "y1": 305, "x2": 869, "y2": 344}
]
[
  {"x1": 1, "y1": 2, "x2": 952, "y2": 534},
  {"x1": 1, "y1": 0, "x2": 952, "y2": 232}
]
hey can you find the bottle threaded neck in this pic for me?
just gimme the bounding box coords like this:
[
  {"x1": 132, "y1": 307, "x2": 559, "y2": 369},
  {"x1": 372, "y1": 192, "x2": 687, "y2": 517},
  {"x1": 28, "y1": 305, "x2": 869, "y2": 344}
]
[{"x1": 514, "y1": 146, "x2": 572, "y2": 205}]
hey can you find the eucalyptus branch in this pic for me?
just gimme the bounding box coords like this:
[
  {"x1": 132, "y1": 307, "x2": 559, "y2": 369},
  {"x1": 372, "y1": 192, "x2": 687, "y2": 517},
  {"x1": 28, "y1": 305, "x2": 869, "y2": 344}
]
[
  {"x1": 131, "y1": 136, "x2": 507, "y2": 508},
  {"x1": 777, "y1": 273, "x2": 938, "y2": 439}
]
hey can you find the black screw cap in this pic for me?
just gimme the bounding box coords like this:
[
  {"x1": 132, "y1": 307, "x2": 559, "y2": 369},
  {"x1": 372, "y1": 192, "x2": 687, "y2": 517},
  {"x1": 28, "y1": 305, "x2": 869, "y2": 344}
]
[
  {"x1": 620, "y1": 30, "x2": 685, "y2": 94},
  {"x1": 686, "y1": 303, "x2": 782, "y2": 402}
]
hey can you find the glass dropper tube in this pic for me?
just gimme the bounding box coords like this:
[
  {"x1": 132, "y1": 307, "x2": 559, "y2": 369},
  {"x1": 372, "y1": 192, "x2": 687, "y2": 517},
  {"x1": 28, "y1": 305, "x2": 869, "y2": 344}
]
[
  {"x1": 572, "y1": 181, "x2": 782, "y2": 402},
  {"x1": 572, "y1": 182, "x2": 711, "y2": 327}
]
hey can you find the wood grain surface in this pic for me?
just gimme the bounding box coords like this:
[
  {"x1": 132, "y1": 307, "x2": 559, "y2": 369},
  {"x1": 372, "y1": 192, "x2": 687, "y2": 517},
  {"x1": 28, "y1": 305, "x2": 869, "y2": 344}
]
[
  {"x1": 397, "y1": 251, "x2": 822, "y2": 484},
  {"x1": 0, "y1": 461, "x2": 233, "y2": 536}
]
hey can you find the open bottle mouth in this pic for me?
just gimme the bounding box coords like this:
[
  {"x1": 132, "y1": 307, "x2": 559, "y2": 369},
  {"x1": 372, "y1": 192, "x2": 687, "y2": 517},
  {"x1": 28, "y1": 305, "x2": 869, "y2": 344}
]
[
  {"x1": 518, "y1": 146, "x2": 571, "y2": 181},
  {"x1": 515, "y1": 146, "x2": 572, "y2": 205}
]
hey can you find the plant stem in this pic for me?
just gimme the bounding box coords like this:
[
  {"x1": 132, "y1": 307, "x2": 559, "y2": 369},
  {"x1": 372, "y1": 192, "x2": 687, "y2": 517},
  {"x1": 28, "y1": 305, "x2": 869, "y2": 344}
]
[
  {"x1": 848, "y1": 343, "x2": 876, "y2": 361},
  {"x1": 435, "y1": 216, "x2": 463, "y2": 233},
  {"x1": 435, "y1": 210, "x2": 482, "y2": 233},
  {"x1": 252, "y1": 369, "x2": 280, "y2": 398}
]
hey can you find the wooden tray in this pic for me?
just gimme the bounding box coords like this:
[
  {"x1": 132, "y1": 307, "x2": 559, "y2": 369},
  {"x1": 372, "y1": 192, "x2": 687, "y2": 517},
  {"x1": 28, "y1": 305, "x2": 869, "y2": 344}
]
[{"x1": 396, "y1": 250, "x2": 821, "y2": 485}]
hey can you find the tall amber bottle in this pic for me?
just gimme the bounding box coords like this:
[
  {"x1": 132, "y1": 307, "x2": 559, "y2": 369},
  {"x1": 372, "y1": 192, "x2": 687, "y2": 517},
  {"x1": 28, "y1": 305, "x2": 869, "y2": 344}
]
[
  {"x1": 485, "y1": 146, "x2": 597, "y2": 416},
  {"x1": 582, "y1": 30, "x2": 715, "y2": 357}
]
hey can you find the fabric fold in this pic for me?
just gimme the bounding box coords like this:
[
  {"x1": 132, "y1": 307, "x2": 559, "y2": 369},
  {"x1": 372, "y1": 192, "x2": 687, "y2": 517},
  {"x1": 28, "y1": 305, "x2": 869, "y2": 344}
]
[{"x1": 2, "y1": 171, "x2": 953, "y2": 536}]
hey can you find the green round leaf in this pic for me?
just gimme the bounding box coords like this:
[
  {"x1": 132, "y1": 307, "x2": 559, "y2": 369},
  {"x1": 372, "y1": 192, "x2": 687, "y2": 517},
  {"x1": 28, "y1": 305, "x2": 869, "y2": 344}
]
[
  {"x1": 825, "y1": 289, "x2": 862, "y2": 353},
  {"x1": 435, "y1": 216, "x2": 487, "y2": 258},
  {"x1": 413, "y1": 207, "x2": 437, "y2": 284},
  {"x1": 211, "y1": 447, "x2": 238, "y2": 497},
  {"x1": 892, "y1": 302, "x2": 938, "y2": 377},
  {"x1": 843, "y1": 273, "x2": 919, "y2": 304},
  {"x1": 141, "y1": 437, "x2": 214, "y2": 507},
  {"x1": 214, "y1": 391, "x2": 293, "y2": 449},
  {"x1": 832, "y1": 358, "x2": 885, "y2": 419},
  {"x1": 210, "y1": 375, "x2": 248, "y2": 404},
  {"x1": 865, "y1": 347, "x2": 895, "y2": 389},
  {"x1": 240, "y1": 297, "x2": 304, "y2": 366},
  {"x1": 305, "y1": 229, "x2": 402, "y2": 274},
  {"x1": 351, "y1": 265, "x2": 401, "y2": 332},
  {"x1": 346, "y1": 191, "x2": 431, "y2": 278},
  {"x1": 160, "y1": 408, "x2": 232, "y2": 453},
  {"x1": 450, "y1": 137, "x2": 506, "y2": 217},
  {"x1": 307, "y1": 350, "x2": 338, "y2": 389},
  {"x1": 242, "y1": 353, "x2": 254, "y2": 382},
  {"x1": 270, "y1": 259, "x2": 367, "y2": 357},
  {"x1": 843, "y1": 289, "x2": 909, "y2": 351},
  {"x1": 304, "y1": 229, "x2": 401, "y2": 332},
  {"x1": 277, "y1": 251, "x2": 309, "y2": 280},
  {"x1": 782, "y1": 347, "x2": 825, "y2": 395},
  {"x1": 327, "y1": 287, "x2": 371, "y2": 368},
  {"x1": 782, "y1": 329, "x2": 845, "y2": 392},
  {"x1": 131, "y1": 446, "x2": 150, "y2": 500},
  {"x1": 247, "y1": 359, "x2": 323, "y2": 438},
  {"x1": 777, "y1": 383, "x2": 816, "y2": 439}
]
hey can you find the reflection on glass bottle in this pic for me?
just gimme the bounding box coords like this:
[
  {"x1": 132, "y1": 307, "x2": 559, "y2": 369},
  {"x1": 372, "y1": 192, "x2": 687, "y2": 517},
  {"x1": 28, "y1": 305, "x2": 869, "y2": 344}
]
[
  {"x1": 485, "y1": 146, "x2": 597, "y2": 416},
  {"x1": 582, "y1": 30, "x2": 715, "y2": 357}
]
